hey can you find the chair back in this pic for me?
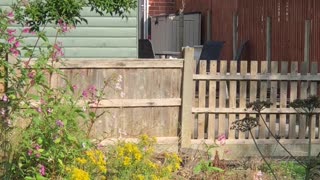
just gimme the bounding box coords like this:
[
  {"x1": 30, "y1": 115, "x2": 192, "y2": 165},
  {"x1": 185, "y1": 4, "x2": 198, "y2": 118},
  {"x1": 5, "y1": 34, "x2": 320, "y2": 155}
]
[
  {"x1": 234, "y1": 40, "x2": 249, "y2": 61},
  {"x1": 199, "y1": 41, "x2": 225, "y2": 61},
  {"x1": 138, "y1": 39, "x2": 155, "y2": 58}
]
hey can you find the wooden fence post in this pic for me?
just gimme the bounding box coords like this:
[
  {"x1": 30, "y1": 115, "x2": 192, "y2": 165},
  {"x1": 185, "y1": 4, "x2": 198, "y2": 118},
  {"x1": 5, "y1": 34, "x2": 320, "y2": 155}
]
[{"x1": 180, "y1": 47, "x2": 194, "y2": 149}]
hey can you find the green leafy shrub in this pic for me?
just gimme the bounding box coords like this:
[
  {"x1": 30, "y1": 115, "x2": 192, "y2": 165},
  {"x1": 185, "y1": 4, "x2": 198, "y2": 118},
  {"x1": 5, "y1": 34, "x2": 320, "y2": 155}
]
[{"x1": 261, "y1": 161, "x2": 305, "y2": 180}]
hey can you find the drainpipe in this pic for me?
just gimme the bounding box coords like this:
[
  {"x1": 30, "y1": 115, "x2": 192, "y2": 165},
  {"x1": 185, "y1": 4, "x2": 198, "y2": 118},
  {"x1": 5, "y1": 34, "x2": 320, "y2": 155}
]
[{"x1": 143, "y1": 0, "x2": 149, "y2": 39}]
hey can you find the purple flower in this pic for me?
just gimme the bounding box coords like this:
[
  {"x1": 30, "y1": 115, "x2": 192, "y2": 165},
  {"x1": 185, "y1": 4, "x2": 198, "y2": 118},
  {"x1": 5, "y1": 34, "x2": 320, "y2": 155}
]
[
  {"x1": 56, "y1": 120, "x2": 64, "y2": 127},
  {"x1": 82, "y1": 90, "x2": 89, "y2": 98},
  {"x1": 38, "y1": 164, "x2": 46, "y2": 176},
  {"x1": 7, "y1": 11, "x2": 14, "y2": 18},
  {"x1": 28, "y1": 71, "x2": 35, "y2": 79},
  {"x1": 2, "y1": 94, "x2": 8, "y2": 102}
]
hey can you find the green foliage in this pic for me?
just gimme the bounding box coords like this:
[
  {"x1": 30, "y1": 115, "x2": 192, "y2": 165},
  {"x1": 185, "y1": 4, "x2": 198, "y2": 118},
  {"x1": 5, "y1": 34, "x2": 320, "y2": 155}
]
[
  {"x1": 261, "y1": 161, "x2": 305, "y2": 180},
  {"x1": 193, "y1": 160, "x2": 224, "y2": 175},
  {"x1": 12, "y1": 0, "x2": 137, "y2": 31}
]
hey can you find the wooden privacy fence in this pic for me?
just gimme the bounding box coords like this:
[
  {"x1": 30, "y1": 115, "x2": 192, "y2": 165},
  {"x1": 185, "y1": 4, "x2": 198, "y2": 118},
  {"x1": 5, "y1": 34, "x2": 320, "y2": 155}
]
[
  {"x1": 181, "y1": 48, "x2": 320, "y2": 149},
  {"x1": 43, "y1": 59, "x2": 185, "y2": 142}
]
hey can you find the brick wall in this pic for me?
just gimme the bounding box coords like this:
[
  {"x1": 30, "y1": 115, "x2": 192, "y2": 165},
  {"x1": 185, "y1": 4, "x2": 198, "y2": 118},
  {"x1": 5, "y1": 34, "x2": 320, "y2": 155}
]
[{"x1": 149, "y1": 0, "x2": 176, "y2": 17}]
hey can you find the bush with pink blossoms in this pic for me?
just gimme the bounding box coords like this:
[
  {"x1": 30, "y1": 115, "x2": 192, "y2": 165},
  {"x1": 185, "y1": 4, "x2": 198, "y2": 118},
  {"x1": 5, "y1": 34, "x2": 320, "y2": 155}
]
[{"x1": 0, "y1": 0, "x2": 136, "y2": 179}]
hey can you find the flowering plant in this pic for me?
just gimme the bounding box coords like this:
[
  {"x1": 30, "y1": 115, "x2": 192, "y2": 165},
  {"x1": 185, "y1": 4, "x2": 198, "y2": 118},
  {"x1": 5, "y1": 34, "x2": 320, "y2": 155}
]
[{"x1": 0, "y1": 0, "x2": 136, "y2": 179}]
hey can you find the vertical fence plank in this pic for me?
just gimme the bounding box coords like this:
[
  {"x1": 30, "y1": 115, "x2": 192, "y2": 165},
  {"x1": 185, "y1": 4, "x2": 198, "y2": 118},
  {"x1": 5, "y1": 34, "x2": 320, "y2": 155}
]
[
  {"x1": 310, "y1": 62, "x2": 317, "y2": 139},
  {"x1": 192, "y1": 60, "x2": 197, "y2": 139},
  {"x1": 198, "y1": 61, "x2": 207, "y2": 139},
  {"x1": 270, "y1": 61, "x2": 278, "y2": 136},
  {"x1": 228, "y1": 61, "x2": 237, "y2": 139},
  {"x1": 208, "y1": 61, "x2": 217, "y2": 140},
  {"x1": 218, "y1": 61, "x2": 227, "y2": 136},
  {"x1": 280, "y1": 61, "x2": 288, "y2": 138},
  {"x1": 249, "y1": 61, "x2": 258, "y2": 138},
  {"x1": 289, "y1": 62, "x2": 298, "y2": 139},
  {"x1": 181, "y1": 48, "x2": 194, "y2": 148},
  {"x1": 299, "y1": 62, "x2": 308, "y2": 139},
  {"x1": 239, "y1": 61, "x2": 247, "y2": 139},
  {"x1": 259, "y1": 61, "x2": 268, "y2": 139}
]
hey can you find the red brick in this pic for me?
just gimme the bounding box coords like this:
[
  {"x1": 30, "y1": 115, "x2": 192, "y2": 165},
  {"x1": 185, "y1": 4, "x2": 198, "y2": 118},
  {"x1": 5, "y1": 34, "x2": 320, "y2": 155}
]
[{"x1": 149, "y1": 0, "x2": 176, "y2": 16}]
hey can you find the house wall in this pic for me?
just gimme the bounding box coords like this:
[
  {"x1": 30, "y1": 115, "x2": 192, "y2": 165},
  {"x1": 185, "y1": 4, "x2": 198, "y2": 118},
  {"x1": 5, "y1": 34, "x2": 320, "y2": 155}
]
[
  {"x1": 149, "y1": 0, "x2": 176, "y2": 16},
  {"x1": 0, "y1": 1, "x2": 139, "y2": 58}
]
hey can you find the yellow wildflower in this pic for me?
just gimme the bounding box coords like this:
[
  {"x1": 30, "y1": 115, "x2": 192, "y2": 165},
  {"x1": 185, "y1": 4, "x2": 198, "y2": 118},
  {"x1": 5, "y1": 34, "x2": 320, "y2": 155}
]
[
  {"x1": 123, "y1": 156, "x2": 131, "y2": 166},
  {"x1": 76, "y1": 157, "x2": 87, "y2": 164},
  {"x1": 134, "y1": 174, "x2": 145, "y2": 180},
  {"x1": 71, "y1": 168, "x2": 90, "y2": 180}
]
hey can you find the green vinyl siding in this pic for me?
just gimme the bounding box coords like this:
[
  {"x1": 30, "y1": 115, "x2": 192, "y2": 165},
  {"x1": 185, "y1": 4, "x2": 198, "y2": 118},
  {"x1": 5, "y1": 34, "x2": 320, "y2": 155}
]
[{"x1": 0, "y1": 2, "x2": 138, "y2": 58}]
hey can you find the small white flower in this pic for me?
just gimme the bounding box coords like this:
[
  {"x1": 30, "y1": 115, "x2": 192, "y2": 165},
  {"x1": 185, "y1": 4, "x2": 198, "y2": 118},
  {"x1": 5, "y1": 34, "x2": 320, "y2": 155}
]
[
  {"x1": 117, "y1": 75, "x2": 123, "y2": 83},
  {"x1": 120, "y1": 92, "x2": 125, "y2": 98},
  {"x1": 115, "y1": 82, "x2": 122, "y2": 90}
]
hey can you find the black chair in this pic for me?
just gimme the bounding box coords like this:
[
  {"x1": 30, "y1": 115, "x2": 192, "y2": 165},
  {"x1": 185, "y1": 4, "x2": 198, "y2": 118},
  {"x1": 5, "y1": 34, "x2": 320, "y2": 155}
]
[
  {"x1": 138, "y1": 39, "x2": 155, "y2": 58},
  {"x1": 234, "y1": 40, "x2": 249, "y2": 62},
  {"x1": 197, "y1": 41, "x2": 225, "y2": 73},
  {"x1": 199, "y1": 41, "x2": 225, "y2": 61}
]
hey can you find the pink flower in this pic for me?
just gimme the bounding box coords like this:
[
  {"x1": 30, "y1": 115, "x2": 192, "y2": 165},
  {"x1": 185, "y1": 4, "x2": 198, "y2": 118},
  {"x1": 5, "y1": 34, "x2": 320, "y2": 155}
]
[
  {"x1": 217, "y1": 134, "x2": 226, "y2": 145},
  {"x1": 72, "y1": 85, "x2": 78, "y2": 91},
  {"x1": 47, "y1": 108, "x2": 53, "y2": 114},
  {"x1": 28, "y1": 71, "x2": 35, "y2": 79},
  {"x1": 37, "y1": 107, "x2": 42, "y2": 113},
  {"x1": 7, "y1": 29, "x2": 16, "y2": 35},
  {"x1": 34, "y1": 144, "x2": 41, "y2": 150},
  {"x1": 38, "y1": 164, "x2": 46, "y2": 176},
  {"x1": 0, "y1": 108, "x2": 5, "y2": 116},
  {"x1": 9, "y1": 47, "x2": 20, "y2": 57},
  {"x1": 8, "y1": 36, "x2": 16, "y2": 44},
  {"x1": 27, "y1": 149, "x2": 32, "y2": 156},
  {"x1": 58, "y1": 19, "x2": 69, "y2": 32},
  {"x1": 7, "y1": 11, "x2": 14, "y2": 18},
  {"x1": 14, "y1": 41, "x2": 20, "y2": 48},
  {"x1": 254, "y1": 170, "x2": 263, "y2": 180},
  {"x1": 88, "y1": 85, "x2": 97, "y2": 93},
  {"x1": 22, "y1": 27, "x2": 35, "y2": 34},
  {"x1": 52, "y1": 42, "x2": 64, "y2": 61},
  {"x1": 36, "y1": 153, "x2": 41, "y2": 158},
  {"x1": 56, "y1": 120, "x2": 64, "y2": 127},
  {"x1": 82, "y1": 90, "x2": 89, "y2": 98},
  {"x1": 2, "y1": 94, "x2": 8, "y2": 102}
]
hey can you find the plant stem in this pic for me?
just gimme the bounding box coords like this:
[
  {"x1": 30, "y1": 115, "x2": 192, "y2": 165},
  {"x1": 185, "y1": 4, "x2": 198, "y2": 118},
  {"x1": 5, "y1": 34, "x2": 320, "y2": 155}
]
[
  {"x1": 305, "y1": 114, "x2": 312, "y2": 180},
  {"x1": 258, "y1": 113, "x2": 306, "y2": 167},
  {"x1": 249, "y1": 130, "x2": 278, "y2": 180}
]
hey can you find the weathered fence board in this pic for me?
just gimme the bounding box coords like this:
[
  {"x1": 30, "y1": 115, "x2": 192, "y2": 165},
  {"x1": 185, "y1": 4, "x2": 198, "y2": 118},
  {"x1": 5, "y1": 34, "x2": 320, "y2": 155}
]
[{"x1": 208, "y1": 61, "x2": 217, "y2": 140}]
